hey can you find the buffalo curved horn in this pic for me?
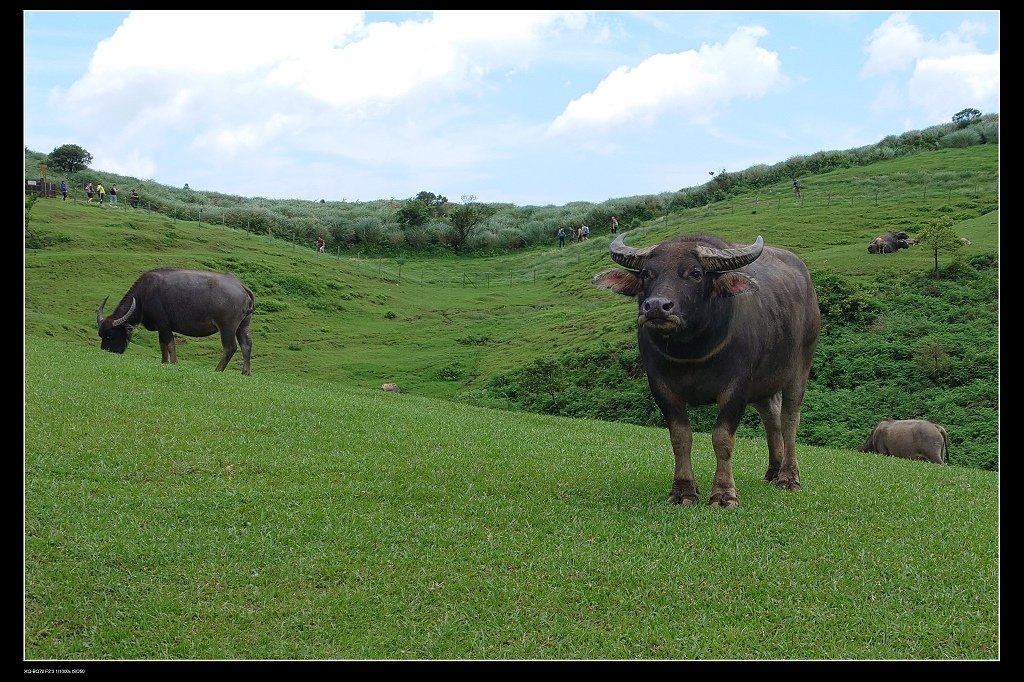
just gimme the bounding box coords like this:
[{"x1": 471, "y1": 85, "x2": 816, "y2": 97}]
[
  {"x1": 609, "y1": 232, "x2": 658, "y2": 271},
  {"x1": 96, "y1": 296, "x2": 110, "y2": 328},
  {"x1": 108, "y1": 297, "x2": 137, "y2": 328},
  {"x1": 696, "y1": 235, "x2": 764, "y2": 272}
]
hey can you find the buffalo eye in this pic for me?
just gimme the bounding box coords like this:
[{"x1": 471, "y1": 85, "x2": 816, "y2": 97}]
[{"x1": 680, "y1": 266, "x2": 703, "y2": 281}]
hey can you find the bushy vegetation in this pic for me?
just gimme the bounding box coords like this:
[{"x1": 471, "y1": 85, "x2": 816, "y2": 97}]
[
  {"x1": 483, "y1": 254, "x2": 998, "y2": 470},
  {"x1": 26, "y1": 114, "x2": 998, "y2": 258}
]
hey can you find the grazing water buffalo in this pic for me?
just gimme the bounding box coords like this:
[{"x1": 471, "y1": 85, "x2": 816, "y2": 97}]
[
  {"x1": 97, "y1": 268, "x2": 255, "y2": 375},
  {"x1": 593, "y1": 232, "x2": 820, "y2": 508},
  {"x1": 859, "y1": 419, "x2": 947, "y2": 464}
]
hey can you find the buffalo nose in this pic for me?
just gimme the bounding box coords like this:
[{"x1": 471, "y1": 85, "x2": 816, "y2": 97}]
[{"x1": 642, "y1": 297, "x2": 674, "y2": 316}]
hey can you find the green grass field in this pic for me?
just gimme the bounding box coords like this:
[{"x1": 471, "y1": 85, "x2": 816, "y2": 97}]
[
  {"x1": 24, "y1": 144, "x2": 999, "y2": 660},
  {"x1": 25, "y1": 338, "x2": 998, "y2": 660}
]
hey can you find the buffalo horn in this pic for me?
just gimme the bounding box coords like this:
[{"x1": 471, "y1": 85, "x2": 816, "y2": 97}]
[
  {"x1": 96, "y1": 296, "x2": 110, "y2": 328},
  {"x1": 608, "y1": 232, "x2": 658, "y2": 271},
  {"x1": 108, "y1": 297, "x2": 137, "y2": 328},
  {"x1": 696, "y1": 235, "x2": 764, "y2": 272}
]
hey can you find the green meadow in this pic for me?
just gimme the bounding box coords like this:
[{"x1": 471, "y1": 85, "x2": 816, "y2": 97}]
[{"x1": 24, "y1": 142, "x2": 998, "y2": 660}]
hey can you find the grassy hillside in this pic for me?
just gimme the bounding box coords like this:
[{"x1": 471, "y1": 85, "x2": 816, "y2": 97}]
[
  {"x1": 24, "y1": 144, "x2": 999, "y2": 469},
  {"x1": 25, "y1": 338, "x2": 998, "y2": 660},
  {"x1": 23, "y1": 142, "x2": 1001, "y2": 661}
]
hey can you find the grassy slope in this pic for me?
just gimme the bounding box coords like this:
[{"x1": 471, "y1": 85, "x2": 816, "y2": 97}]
[
  {"x1": 25, "y1": 338, "x2": 998, "y2": 660},
  {"x1": 24, "y1": 145, "x2": 1000, "y2": 660},
  {"x1": 25, "y1": 145, "x2": 999, "y2": 448}
]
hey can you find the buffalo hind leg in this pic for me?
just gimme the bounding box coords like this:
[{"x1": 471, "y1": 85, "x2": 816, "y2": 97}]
[
  {"x1": 216, "y1": 328, "x2": 238, "y2": 372},
  {"x1": 236, "y1": 321, "x2": 253, "y2": 376}
]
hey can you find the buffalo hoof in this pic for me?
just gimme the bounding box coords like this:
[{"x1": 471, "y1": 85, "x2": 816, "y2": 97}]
[
  {"x1": 708, "y1": 491, "x2": 739, "y2": 508},
  {"x1": 668, "y1": 482, "x2": 699, "y2": 505},
  {"x1": 773, "y1": 477, "x2": 801, "y2": 492},
  {"x1": 668, "y1": 491, "x2": 699, "y2": 505}
]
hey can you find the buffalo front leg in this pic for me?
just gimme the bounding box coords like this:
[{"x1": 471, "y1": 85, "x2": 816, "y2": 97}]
[
  {"x1": 665, "y1": 414, "x2": 699, "y2": 505},
  {"x1": 754, "y1": 393, "x2": 786, "y2": 484},
  {"x1": 708, "y1": 407, "x2": 743, "y2": 508},
  {"x1": 159, "y1": 330, "x2": 177, "y2": 364},
  {"x1": 773, "y1": 395, "x2": 803, "y2": 491}
]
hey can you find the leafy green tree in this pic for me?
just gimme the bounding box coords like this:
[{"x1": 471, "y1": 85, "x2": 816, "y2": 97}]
[
  {"x1": 47, "y1": 144, "x2": 93, "y2": 173},
  {"x1": 449, "y1": 194, "x2": 488, "y2": 252},
  {"x1": 414, "y1": 191, "x2": 449, "y2": 216},
  {"x1": 953, "y1": 108, "x2": 981, "y2": 128},
  {"x1": 396, "y1": 200, "x2": 430, "y2": 227},
  {"x1": 917, "y1": 216, "x2": 965, "y2": 276}
]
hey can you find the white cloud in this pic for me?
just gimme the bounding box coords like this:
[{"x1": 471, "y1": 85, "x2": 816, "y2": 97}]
[
  {"x1": 50, "y1": 10, "x2": 596, "y2": 190},
  {"x1": 861, "y1": 12, "x2": 999, "y2": 124},
  {"x1": 547, "y1": 25, "x2": 787, "y2": 139},
  {"x1": 861, "y1": 12, "x2": 925, "y2": 77},
  {"x1": 862, "y1": 11, "x2": 993, "y2": 78},
  {"x1": 909, "y1": 52, "x2": 1000, "y2": 124}
]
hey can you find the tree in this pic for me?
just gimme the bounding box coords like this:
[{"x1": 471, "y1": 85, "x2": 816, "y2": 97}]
[
  {"x1": 414, "y1": 191, "x2": 449, "y2": 215},
  {"x1": 952, "y1": 108, "x2": 981, "y2": 128},
  {"x1": 48, "y1": 144, "x2": 93, "y2": 173},
  {"x1": 449, "y1": 194, "x2": 487, "y2": 252},
  {"x1": 396, "y1": 200, "x2": 430, "y2": 227},
  {"x1": 917, "y1": 216, "x2": 965, "y2": 276}
]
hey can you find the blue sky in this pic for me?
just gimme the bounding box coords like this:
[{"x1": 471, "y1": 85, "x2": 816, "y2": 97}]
[{"x1": 23, "y1": 10, "x2": 999, "y2": 207}]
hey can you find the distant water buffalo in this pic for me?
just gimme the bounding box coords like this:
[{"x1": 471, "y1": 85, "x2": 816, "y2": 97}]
[
  {"x1": 868, "y1": 231, "x2": 915, "y2": 254},
  {"x1": 97, "y1": 268, "x2": 255, "y2": 375},
  {"x1": 859, "y1": 419, "x2": 947, "y2": 464},
  {"x1": 593, "y1": 232, "x2": 820, "y2": 508}
]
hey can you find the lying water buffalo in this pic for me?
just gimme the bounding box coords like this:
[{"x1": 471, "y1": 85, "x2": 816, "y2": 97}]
[
  {"x1": 868, "y1": 231, "x2": 916, "y2": 254},
  {"x1": 859, "y1": 419, "x2": 947, "y2": 464},
  {"x1": 97, "y1": 268, "x2": 255, "y2": 375},
  {"x1": 593, "y1": 232, "x2": 820, "y2": 507}
]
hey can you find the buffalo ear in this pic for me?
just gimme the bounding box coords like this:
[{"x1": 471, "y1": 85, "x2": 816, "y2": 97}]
[
  {"x1": 593, "y1": 269, "x2": 641, "y2": 297},
  {"x1": 713, "y1": 272, "x2": 757, "y2": 297}
]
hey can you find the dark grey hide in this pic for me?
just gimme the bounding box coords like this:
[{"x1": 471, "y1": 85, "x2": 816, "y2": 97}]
[
  {"x1": 593, "y1": 232, "x2": 821, "y2": 508},
  {"x1": 97, "y1": 268, "x2": 255, "y2": 375}
]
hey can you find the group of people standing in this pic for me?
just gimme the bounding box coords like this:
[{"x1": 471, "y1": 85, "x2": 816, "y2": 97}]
[
  {"x1": 78, "y1": 181, "x2": 139, "y2": 208},
  {"x1": 557, "y1": 215, "x2": 618, "y2": 248}
]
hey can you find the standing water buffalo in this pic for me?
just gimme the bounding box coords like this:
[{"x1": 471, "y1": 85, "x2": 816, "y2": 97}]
[
  {"x1": 859, "y1": 419, "x2": 947, "y2": 464},
  {"x1": 96, "y1": 268, "x2": 255, "y2": 375},
  {"x1": 593, "y1": 232, "x2": 820, "y2": 507}
]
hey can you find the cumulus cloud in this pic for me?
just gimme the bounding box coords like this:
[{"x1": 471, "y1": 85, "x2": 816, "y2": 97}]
[
  {"x1": 53, "y1": 10, "x2": 592, "y2": 189},
  {"x1": 862, "y1": 12, "x2": 992, "y2": 78},
  {"x1": 909, "y1": 52, "x2": 1001, "y2": 123},
  {"x1": 546, "y1": 26, "x2": 787, "y2": 139},
  {"x1": 861, "y1": 12, "x2": 998, "y2": 124}
]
